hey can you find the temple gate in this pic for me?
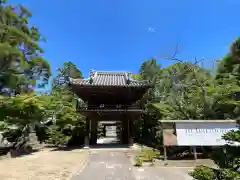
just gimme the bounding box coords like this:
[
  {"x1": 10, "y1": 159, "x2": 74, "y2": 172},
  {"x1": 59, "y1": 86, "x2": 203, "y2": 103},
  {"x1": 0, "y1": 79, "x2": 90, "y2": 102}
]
[{"x1": 68, "y1": 70, "x2": 152, "y2": 147}]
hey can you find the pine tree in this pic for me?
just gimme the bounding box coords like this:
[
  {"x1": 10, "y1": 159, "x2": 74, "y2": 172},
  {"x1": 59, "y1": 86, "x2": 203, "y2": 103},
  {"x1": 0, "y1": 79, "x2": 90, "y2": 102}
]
[{"x1": 0, "y1": 0, "x2": 51, "y2": 95}]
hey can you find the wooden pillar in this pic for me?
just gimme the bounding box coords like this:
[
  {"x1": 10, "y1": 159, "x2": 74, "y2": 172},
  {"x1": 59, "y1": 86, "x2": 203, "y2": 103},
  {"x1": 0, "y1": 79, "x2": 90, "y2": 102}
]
[
  {"x1": 125, "y1": 120, "x2": 129, "y2": 144},
  {"x1": 103, "y1": 125, "x2": 106, "y2": 137},
  {"x1": 121, "y1": 121, "x2": 125, "y2": 144},
  {"x1": 84, "y1": 119, "x2": 90, "y2": 148},
  {"x1": 121, "y1": 120, "x2": 128, "y2": 144},
  {"x1": 90, "y1": 120, "x2": 98, "y2": 145},
  {"x1": 119, "y1": 123, "x2": 124, "y2": 144},
  {"x1": 128, "y1": 119, "x2": 133, "y2": 146}
]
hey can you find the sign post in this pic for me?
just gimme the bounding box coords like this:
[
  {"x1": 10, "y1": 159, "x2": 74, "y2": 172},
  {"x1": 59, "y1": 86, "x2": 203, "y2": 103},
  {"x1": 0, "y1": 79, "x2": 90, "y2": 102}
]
[
  {"x1": 175, "y1": 121, "x2": 238, "y2": 146},
  {"x1": 159, "y1": 120, "x2": 239, "y2": 161}
]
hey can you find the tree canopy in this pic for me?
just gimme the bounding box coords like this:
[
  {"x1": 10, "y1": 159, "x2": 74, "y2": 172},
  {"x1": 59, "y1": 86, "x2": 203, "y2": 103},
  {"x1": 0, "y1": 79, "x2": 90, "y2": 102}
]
[
  {"x1": 132, "y1": 38, "x2": 239, "y2": 179},
  {"x1": 0, "y1": 0, "x2": 51, "y2": 95}
]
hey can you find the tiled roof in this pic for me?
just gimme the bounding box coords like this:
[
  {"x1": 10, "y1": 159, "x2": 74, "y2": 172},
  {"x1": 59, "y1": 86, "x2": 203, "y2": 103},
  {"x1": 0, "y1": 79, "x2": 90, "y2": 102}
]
[{"x1": 69, "y1": 71, "x2": 152, "y2": 87}]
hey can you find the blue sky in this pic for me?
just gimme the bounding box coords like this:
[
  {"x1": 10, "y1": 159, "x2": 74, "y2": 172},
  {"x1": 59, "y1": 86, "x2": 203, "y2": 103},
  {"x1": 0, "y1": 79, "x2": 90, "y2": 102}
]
[{"x1": 10, "y1": 0, "x2": 240, "y2": 80}]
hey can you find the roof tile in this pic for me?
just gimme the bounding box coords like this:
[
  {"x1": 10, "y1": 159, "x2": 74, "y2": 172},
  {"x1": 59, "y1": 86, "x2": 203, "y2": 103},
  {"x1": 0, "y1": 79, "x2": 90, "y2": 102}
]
[{"x1": 69, "y1": 71, "x2": 152, "y2": 87}]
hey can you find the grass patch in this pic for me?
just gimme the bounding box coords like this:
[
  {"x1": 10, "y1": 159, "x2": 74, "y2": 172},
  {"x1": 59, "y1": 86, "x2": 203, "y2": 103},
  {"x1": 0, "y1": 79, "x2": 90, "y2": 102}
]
[
  {"x1": 135, "y1": 146, "x2": 160, "y2": 166},
  {"x1": 134, "y1": 156, "x2": 143, "y2": 166}
]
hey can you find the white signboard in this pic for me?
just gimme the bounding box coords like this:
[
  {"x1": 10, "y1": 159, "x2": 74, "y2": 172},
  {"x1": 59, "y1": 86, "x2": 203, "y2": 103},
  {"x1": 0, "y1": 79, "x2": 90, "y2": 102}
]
[{"x1": 176, "y1": 122, "x2": 238, "y2": 146}]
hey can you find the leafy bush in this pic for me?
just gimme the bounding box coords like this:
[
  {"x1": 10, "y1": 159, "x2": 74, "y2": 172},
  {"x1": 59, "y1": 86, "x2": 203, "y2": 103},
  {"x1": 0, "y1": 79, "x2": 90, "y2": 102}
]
[
  {"x1": 143, "y1": 148, "x2": 157, "y2": 162},
  {"x1": 38, "y1": 87, "x2": 86, "y2": 147},
  {"x1": 189, "y1": 166, "x2": 216, "y2": 180},
  {"x1": 190, "y1": 130, "x2": 240, "y2": 180},
  {"x1": 45, "y1": 125, "x2": 71, "y2": 147},
  {"x1": 0, "y1": 94, "x2": 47, "y2": 149},
  {"x1": 138, "y1": 147, "x2": 160, "y2": 163},
  {"x1": 135, "y1": 156, "x2": 143, "y2": 166}
]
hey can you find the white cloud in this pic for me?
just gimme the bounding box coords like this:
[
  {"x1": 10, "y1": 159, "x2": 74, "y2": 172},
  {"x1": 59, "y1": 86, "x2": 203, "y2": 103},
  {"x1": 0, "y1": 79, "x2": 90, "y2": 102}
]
[{"x1": 148, "y1": 27, "x2": 156, "y2": 32}]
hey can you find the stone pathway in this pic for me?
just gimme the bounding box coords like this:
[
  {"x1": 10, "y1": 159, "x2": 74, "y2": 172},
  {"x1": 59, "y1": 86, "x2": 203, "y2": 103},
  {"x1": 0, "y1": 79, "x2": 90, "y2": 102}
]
[
  {"x1": 71, "y1": 148, "x2": 194, "y2": 180},
  {"x1": 71, "y1": 138, "x2": 193, "y2": 180},
  {"x1": 71, "y1": 150, "x2": 135, "y2": 180}
]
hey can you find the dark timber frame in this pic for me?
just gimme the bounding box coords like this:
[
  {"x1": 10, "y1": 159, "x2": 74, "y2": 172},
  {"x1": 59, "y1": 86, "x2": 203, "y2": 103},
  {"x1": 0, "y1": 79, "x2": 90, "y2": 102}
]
[{"x1": 69, "y1": 70, "x2": 152, "y2": 147}]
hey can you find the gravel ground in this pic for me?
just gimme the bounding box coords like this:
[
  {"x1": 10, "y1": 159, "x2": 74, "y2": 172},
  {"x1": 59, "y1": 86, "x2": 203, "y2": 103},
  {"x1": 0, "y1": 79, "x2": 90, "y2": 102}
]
[{"x1": 0, "y1": 148, "x2": 88, "y2": 180}]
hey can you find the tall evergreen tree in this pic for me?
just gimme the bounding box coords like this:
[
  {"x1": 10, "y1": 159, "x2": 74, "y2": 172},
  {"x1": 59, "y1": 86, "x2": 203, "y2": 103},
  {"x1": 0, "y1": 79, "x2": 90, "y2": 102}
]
[
  {"x1": 0, "y1": 0, "x2": 51, "y2": 95},
  {"x1": 43, "y1": 62, "x2": 85, "y2": 146},
  {"x1": 53, "y1": 61, "x2": 83, "y2": 88}
]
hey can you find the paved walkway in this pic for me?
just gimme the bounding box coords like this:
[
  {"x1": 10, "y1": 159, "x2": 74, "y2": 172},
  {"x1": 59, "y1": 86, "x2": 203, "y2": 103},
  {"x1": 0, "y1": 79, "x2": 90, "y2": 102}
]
[
  {"x1": 71, "y1": 149, "x2": 193, "y2": 180},
  {"x1": 71, "y1": 138, "x2": 193, "y2": 180},
  {"x1": 72, "y1": 150, "x2": 135, "y2": 180}
]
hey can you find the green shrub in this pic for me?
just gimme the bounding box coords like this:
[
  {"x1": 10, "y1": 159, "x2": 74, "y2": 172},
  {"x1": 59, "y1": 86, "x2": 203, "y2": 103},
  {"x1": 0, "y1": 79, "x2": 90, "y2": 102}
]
[
  {"x1": 144, "y1": 149, "x2": 156, "y2": 162},
  {"x1": 135, "y1": 156, "x2": 143, "y2": 166},
  {"x1": 45, "y1": 125, "x2": 71, "y2": 147},
  {"x1": 140, "y1": 148, "x2": 160, "y2": 162},
  {"x1": 189, "y1": 166, "x2": 216, "y2": 180}
]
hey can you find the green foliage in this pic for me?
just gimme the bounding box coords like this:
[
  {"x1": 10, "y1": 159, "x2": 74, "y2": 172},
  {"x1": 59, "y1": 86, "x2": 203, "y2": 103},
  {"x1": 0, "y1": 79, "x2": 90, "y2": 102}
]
[
  {"x1": 132, "y1": 73, "x2": 142, "y2": 80},
  {"x1": 53, "y1": 61, "x2": 83, "y2": 88},
  {"x1": 190, "y1": 166, "x2": 216, "y2": 180},
  {"x1": 0, "y1": 94, "x2": 48, "y2": 148},
  {"x1": 216, "y1": 38, "x2": 240, "y2": 83},
  {"x1": 0, "y1": 60, "x2": 85, "y2": 148},
  {"x1": 0, "y1": 0, "x2": 51, "y2": 94},
  {"x1": 136, "y1": 147, "x2": 160, "y2": 163},
  {"x1": 191, "y1": 140, "x2": 240, "y2": 179},
  {"x1": 0, "y1": 94, "x2": 46, "y2": 125},
  {"x1": 41, "y1": 86, "x2": 85, "y2": 147},
  {"x1": 155, "y1": 62, "x2": 213, "y2": 120},
  {"x1": 139, "y1": 58, "x2": 161, "y2": 82},
  {"x1": 223, "y1": 129, "x2": 240, "y2": 142},
  {"x1": 45, "y1": 125, "x2": 72, "y2": 147},
  {"x1": 40, "y1": 62, "x2": 86, "y2": 147},
  {"x1": 189, "y1": 38, "x2": 240, "y2": 180},
  {"x1": 142, "y1": 148, "x2": 158, "y2": 162},
  {"x1": 134, "y1": 156, "x2": 143, "y2": 166},
  {"x1": 134, "y1": 59, "x2": 162, "y2": 147},
  {"x1": 134, "y1": 38, "x2": 240, "y2": 179},
  {"x1": 0, "y1": 0, "x2": 52, "y2": 151}
]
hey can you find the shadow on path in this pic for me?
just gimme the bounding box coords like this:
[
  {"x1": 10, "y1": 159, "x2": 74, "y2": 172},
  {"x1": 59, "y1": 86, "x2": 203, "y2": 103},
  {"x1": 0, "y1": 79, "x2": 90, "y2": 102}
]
[
  {"x1": 49, "y1": 145, "x2": 84, "y2": 152},
  {"x1": 90, "y1": 143, "x2": 129, "y2": 149}
]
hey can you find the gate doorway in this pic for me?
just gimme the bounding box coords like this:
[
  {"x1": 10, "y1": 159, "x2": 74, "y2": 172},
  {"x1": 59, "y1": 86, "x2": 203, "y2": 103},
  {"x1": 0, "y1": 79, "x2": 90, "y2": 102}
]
[{"x1": 96, "y1": 121, "x2": 119, "y2": 145}]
